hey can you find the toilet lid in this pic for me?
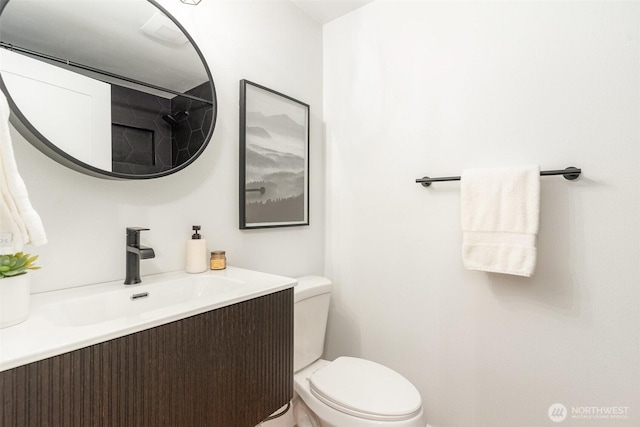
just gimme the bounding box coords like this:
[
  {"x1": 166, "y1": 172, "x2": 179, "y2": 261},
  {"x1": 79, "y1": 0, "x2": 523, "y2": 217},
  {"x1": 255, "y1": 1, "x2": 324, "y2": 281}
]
[{"x1": 309, "y1": 357, "x2": 422, "y2": 422}]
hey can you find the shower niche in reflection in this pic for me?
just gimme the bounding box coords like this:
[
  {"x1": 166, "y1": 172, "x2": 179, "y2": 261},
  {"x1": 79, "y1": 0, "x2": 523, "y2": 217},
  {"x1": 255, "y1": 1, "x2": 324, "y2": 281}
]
[{"x1": 110, "y1": 82, "x2": 213, "y2": 175}]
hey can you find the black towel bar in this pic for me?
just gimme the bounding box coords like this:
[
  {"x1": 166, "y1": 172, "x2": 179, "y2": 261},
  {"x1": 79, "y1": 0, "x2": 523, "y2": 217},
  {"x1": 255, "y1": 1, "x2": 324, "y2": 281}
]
[{"x1": 416, "y1": 166, "x2": 581, "y2": 187}]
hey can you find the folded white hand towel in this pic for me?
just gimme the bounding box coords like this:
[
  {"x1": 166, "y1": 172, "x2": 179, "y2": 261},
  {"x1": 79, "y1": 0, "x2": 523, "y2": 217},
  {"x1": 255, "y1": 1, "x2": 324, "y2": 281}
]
[
  {"x1": 0, "y1": 92, "x2": 47, "y2": 253},
  {"x1": 461, "y1": 165, "x2": 540, "y2": 277}
]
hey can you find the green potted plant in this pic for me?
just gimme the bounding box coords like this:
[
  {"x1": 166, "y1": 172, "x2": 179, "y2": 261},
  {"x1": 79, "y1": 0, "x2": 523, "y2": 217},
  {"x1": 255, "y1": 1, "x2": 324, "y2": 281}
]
[{"x1": 0, "y1": 252, "x2": 40, "y2": 328}]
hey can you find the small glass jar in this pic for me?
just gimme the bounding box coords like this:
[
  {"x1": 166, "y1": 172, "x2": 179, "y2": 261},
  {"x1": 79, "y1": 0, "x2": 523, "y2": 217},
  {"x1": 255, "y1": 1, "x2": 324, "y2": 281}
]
[{"x1": 210, "y1": 250, "x2": 226, "y2": 270}]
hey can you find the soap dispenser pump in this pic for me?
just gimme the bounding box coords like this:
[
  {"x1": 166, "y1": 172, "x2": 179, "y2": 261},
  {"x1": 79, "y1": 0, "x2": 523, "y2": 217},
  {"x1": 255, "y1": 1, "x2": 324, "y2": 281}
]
[{"x1": 185, "y1": 225, "x2": 208, "y2": 273}]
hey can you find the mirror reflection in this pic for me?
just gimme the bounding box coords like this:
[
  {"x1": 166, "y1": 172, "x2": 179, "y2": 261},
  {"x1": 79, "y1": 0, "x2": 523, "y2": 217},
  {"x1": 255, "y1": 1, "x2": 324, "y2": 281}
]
[{"x1": 0, "y1": 0, "x2": 216, "y2": 178}]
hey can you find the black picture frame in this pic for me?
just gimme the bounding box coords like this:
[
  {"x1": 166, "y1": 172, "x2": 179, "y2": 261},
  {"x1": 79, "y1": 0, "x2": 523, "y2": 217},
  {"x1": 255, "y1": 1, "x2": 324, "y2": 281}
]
[{"x1": 239, "y1": 80, "x2": 310, "y2": 229}]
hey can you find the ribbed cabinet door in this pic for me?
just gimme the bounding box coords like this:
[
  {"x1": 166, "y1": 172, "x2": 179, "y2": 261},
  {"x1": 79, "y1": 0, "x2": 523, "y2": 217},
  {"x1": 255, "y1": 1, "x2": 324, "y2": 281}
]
[{"x1": 0, "y1": 288, "x2": 293, "y2": 427}]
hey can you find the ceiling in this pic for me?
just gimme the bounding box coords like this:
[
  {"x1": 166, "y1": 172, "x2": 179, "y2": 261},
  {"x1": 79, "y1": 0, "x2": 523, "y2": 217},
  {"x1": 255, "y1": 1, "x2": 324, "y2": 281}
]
[{"x1": 290, "y1": 0, "x2": 374, "y2": 25}]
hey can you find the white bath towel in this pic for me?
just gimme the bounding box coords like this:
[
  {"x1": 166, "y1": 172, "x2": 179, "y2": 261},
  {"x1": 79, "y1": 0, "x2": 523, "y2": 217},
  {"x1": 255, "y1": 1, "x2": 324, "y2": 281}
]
[
  {"x1": 460, "y1": 165, "x2": 540, "y2": 277},
  {"x1": 0, "y1": 92, "x2": 47, "y2": 253}
]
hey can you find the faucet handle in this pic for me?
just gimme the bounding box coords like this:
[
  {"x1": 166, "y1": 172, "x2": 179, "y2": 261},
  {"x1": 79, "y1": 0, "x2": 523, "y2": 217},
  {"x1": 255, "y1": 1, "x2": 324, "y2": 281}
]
[
  {"x1": 126, "y1": 227, "x2": 150, "y2": 246},
  {"x1": 127, "y1": 227, "x2": 150, "y2": 234}
]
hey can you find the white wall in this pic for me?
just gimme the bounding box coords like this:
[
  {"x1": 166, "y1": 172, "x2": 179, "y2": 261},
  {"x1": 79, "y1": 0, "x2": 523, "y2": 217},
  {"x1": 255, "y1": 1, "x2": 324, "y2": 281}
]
[
  {"x1": 11, "y1": 0, "x2": 324, "y2": 294},
  {"x1": 2, "y1": 50, "x2": 112, "y2": 171},
  {"x1": 324, "y1": 2, "x2": 639, "y2": 427}
]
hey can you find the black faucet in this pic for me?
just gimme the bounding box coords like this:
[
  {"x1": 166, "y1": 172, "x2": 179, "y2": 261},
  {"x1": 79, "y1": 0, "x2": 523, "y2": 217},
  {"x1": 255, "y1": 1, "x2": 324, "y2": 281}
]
[{"x1": 125, "y1": 227, "x2": 156, "y2": 285}]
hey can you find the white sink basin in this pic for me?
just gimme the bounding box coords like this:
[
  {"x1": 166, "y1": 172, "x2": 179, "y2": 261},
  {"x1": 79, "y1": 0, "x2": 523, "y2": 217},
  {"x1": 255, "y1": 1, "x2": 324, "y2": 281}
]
[
  {"x1": 41, "y1": 275, "x2": 245, "y2": 327},
  {"x1": 0, "y1": 267, "x2": 296, "y2": 372}
]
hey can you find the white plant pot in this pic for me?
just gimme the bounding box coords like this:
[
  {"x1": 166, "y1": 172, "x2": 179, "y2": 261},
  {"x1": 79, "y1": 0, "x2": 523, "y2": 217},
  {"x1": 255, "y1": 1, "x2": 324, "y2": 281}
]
[{"x1": 0, "y1": 273, "x2": 30, "y2": 328}]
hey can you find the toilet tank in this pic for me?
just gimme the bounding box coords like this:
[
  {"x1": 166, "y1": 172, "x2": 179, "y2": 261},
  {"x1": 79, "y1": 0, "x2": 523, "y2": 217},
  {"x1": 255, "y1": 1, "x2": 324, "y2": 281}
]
[{"x1": 294, "y1": 276, "x2": 332, "y2": 372}]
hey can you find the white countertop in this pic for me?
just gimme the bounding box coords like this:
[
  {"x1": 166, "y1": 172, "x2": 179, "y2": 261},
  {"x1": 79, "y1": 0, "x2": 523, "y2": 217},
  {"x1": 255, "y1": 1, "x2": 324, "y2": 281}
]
[{"x1": 0, "y1": 266, "x2": 296, "y2": 372}]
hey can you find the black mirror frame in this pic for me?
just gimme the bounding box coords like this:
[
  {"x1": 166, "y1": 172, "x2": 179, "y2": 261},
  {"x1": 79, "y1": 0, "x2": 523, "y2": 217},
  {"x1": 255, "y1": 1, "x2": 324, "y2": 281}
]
[{"x1": 0, "y1": 0, "x2": 217, "y2": 180}]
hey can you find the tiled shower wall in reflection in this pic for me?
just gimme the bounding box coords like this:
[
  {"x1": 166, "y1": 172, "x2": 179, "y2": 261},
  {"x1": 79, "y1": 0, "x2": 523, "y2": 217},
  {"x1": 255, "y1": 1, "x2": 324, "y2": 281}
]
[
  {"x1": 111, "y1": 82, "x2": 214, "y2": 174},
  {"x1": 171, "y1": 82, "x2": 215, "y2": 168}
]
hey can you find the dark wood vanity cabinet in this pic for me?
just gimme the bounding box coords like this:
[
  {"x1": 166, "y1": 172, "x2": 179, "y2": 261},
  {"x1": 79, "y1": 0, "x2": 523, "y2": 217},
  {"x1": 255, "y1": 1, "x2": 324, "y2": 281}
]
[{"x1": 0, "y1": 288, "x2": 293, "y2": 427}]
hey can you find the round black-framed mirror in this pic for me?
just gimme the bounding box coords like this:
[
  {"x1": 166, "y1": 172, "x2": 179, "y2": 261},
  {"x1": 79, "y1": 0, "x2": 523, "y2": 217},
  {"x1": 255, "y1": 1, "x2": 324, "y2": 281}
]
[{"x1": 0, "y1": 0, "x2": 217, "y2": 179}]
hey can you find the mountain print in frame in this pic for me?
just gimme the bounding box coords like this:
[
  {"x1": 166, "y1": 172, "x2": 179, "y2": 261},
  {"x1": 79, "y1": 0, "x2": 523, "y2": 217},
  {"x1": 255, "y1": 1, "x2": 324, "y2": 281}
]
[{"x1": 239, "y1": 80, "x2": 309, "y2": 229}]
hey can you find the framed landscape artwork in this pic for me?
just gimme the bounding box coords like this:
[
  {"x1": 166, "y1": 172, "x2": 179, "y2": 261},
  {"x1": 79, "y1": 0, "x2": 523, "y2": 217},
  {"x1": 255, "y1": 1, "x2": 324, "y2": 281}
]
[{"x1": 239, "y1": 80, "x2": 310, "y2": 229}]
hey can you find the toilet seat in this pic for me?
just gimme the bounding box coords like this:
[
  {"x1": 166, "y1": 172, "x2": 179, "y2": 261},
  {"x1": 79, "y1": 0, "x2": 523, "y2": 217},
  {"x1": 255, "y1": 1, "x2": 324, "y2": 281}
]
[{"x1": 309, "y1": 357, "x2": 422, "y2": 422}]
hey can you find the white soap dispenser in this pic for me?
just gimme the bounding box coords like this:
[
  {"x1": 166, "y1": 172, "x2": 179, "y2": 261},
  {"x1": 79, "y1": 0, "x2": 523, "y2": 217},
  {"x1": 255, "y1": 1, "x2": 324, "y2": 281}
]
[{"x1": 185, "y1": 225, "x2": 207, "y2": 273}]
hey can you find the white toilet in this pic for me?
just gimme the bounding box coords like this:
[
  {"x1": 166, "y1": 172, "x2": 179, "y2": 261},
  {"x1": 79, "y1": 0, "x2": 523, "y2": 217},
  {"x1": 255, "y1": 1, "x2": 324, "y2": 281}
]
[{"x1": 293, "y1": 276, "x2": 427, "y2": 427}]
